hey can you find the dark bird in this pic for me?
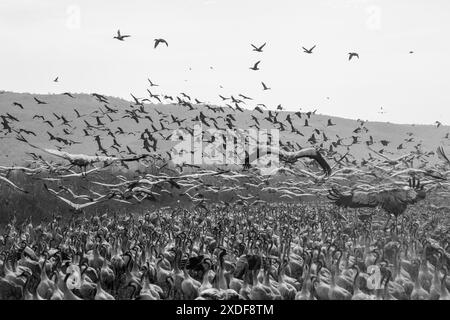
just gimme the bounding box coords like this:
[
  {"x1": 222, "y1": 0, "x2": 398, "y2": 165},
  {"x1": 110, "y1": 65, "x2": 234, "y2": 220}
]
[
  {"x1": 328, "y1": 177, "x2": 427, "y2": 219},
  {"x1": 238, "y1": 94, "x2": 252, "y2": 101},
  {"x1": 130, "y1": 93, "x2": 143, "y2": 105},
  {"x1": 17, "y1": 128, "x2": 36, "y2": 136},
  {"x1": 251, "y1": 42, "x2": 266, "y2": 52},
  {"x1": 63, "y1": 92, "x2": 74, "y2": 98},
  {"x1": 53, "y1": 76, "x2": 59, "y2": 82},
  {"x1": 33, "y1": 115, "x2": 45, "y2": 120},
  {"x1": 15, "y1": 133, "x2": 28, "y2": 143},
  {"x1": 114, "y1": 29, "x2": 131, "y2": 41},
  {"x1": 147, "y1": 78, "x2": 159, "y2": 87},
  {"x1": 234, "y1": 103, "x2": 244, "y2": 112},
  {"x1": 302, "y1": 45, "x2": 316, "y2": 54},
  {"x1": 249, "y1": 61, "x2": 261, "y2": 71},
  {"x1": 96, "y1": 116, "x2": 105, "y2": 126},
  {"x1": 74, "y1": 109, "x2": 83, "y2": 118},
  {"x1": 13, "y1": 102, "x2": 24, "y2": 109},
  {"x1": 261, "y1": 82, "x2": 271, "y2": 91},
  {"x1": 34, "y1": 97, "x2": 47, "y2": 104},
  {"x1": 327, "y1": 119, "x2": 335, "y2": 127},
  {"x1": 6, "y1": 113, "x2": 19, "y2": 122},
  {"x1": 253, "y1": 106, "x2": 264, "y2": 114},
  {"x1": 92, "y1": 93, "x2": 108, "y2": 103},
  {"x1": 44, "y1": 120, "x2": 54, "y2": 128},
  {"x1": 1, "y1": 116, "x2": 12, "y2": 133},
  {"x1": 180, "y1": 92, "x2": 191, "y2": 100},
  {"x1": 61, "y1": 115, "x2": 70, "y2": 126},
  {"x1": 154, "y1": 38, "x2": 168, "y2": 48},
  {"x1": 94, "y1": 135, "x2": 107, "y2": 154},
  {"x1": 348, "y1": 52, "x2": 359, "y2": 61}
]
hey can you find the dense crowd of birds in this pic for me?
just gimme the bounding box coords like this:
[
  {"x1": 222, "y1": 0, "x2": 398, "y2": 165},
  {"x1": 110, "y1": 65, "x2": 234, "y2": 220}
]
[{"x1": 0, "y1": 202, "x2": 449, "y2": 300}]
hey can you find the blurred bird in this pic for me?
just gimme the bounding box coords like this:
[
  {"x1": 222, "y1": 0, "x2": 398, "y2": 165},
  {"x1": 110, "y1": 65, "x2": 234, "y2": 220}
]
[
  {"x1": 114, "y1": 29, "x2": 131, "y2": 41},
  {"x1": 348, "y1": 52, "x2": 359, "y2": 60},
  {"x1": 154, "y1": 38, "x2": 168, "y2": 48},
  {"x1": 251, "y1": 42, "x2": 266, "y2": 52},
  {"x1": 302, "y1": 45, "x2": 316, "y2": 54}
]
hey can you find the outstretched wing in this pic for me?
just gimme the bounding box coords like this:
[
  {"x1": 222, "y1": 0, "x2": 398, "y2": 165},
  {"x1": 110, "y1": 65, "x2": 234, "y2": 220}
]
[
  {"x1": 328, "y1": 188, "x2": 379, "y2": 208},
  {"x1": 0, "y1": 175, "x2": 28, "y2": 193},
  {"x1": 437, "y1": 146, "x2": 450, "y2": 165},
  {"x1": 277, "y1": 148, "x2": 332, "y2": 176},
  {"x1": 251, "y1": 147, "x2": 331, "y2": 175}
]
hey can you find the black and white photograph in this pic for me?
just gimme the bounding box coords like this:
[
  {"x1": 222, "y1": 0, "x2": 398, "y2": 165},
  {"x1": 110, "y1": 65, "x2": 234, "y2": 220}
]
[{"x1": 1, "y1": 0, "x2": 450, "y2": 309}]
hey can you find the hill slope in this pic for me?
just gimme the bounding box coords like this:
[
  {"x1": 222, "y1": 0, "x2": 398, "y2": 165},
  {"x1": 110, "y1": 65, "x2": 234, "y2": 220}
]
[{"x1": 1, "y1": 91, "x2": 449, "y2": 167}]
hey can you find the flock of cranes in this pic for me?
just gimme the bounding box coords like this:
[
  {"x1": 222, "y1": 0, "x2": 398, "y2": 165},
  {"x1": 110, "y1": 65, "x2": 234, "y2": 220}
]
[
  {"x1": 0, "y1": 28, "x2": 450, "y2": 300},
  {"x1": 1, "y1": 85, "x2": 450, "y2": 220}
]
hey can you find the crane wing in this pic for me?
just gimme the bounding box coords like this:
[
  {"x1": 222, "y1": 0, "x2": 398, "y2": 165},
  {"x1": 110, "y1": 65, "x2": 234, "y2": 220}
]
[
  {"x1": 328, "y1": 188, "x2": 378, "y2": 208},
  {"x1": 0, "y1": 175, "x2": 28, "y2": 193},
  {"x1": 437, "y1": 146, "x2": 450, "y2": 165},
  {"x1": 266, "y1": 147, "x2": 331, "y2": 175}
]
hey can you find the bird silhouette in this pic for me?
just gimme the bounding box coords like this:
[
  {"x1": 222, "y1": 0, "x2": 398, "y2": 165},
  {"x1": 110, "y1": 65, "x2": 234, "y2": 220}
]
[
  {"x1": 34, "y1": 97, "x2": 47, "y2": 104},
  {"x1": 348, "y1": 52, "x2": 359, "y2": 60},
  {"x1": 154, "y1": 38, "x2": 168, "y2": 48},
  {"x1": 147, "y1": 78, "x2": 159, "y2": 87},
  {"x1": 94, "y1": 135, "x2": 107, "y2": 154},
  {"x1": 13, "y1": 102, "x2": 24, "y2": 109},
  {"x1": 302, "y1": 45, "x2": 316, "y2": 54},
  {"x1": 249, "y1": 61, "x2": 261, "y2": 71},
  {"x1": 114, "y1": 29, "x2": 131, "y2": 41},
  {"x1": 261, "y1": 82, "x2": 271, "y2": 90},
  {"x1": 251, "y1": 42, "x2": 266, "y2": 52}
]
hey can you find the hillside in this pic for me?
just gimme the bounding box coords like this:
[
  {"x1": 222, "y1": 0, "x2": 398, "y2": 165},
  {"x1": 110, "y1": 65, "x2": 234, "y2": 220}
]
[{"x1": 1, "y1": 91, "x2": 449, "y2": 168}]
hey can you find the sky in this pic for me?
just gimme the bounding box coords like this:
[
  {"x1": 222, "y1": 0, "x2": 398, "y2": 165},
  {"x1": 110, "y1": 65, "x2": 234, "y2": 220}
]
[{"x1": 1, "y1": 0, "x2": 450, "y2": 124}]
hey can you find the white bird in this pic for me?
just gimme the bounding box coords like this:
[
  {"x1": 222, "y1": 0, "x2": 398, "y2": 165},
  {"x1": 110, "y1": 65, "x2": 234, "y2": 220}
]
[
  {"x1": 28, "y1": 143, "x2": 148, "y2": 171},
  {"x1": 0, "y1": 174, "x2": 28, "y2": 193},
  {"x1": 44, "y1": 186, "x2": 115, "y2": 212}
]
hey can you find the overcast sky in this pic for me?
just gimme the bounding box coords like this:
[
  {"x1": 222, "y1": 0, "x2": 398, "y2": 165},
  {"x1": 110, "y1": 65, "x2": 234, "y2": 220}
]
[{"x1": 1, "y1": 0, "x2": 449, "y2": 124}]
